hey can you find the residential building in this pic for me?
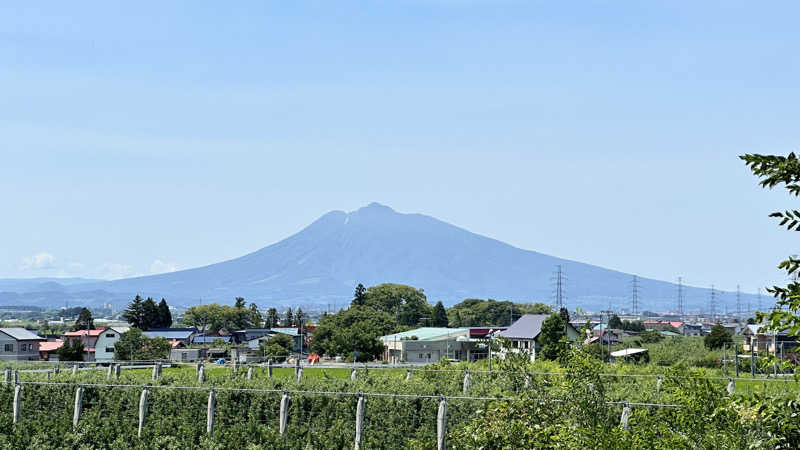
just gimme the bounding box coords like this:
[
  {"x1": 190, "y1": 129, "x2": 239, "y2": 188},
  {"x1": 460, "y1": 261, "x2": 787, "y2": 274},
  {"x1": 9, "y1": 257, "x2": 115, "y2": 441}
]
[
  {"x1": 63, "y1": 328, "x2": 106, "y2": 362},
  {"x1": 682, "y1": 323, "x2": 703, "y2": 337},
  {"x1": 39, "y1": 339, "x2": 63, "y2": 361},
  {"x1": 742, "y1": 324, "x2": 800, "y2": 355},
  {"x1": 94, "y1": 327, "x2": 130, "y2": 362},
  {"x1": 380, "y1": 327, "x2": 472, "y2": 363},
  {"x1": 0, "y1": 328, "x2": 45, "y2": 361},
  {"x1": 230, "y1": 329, "x2": 275, "y2": 344},
  {"x1": 142, "y1": 328, "x2": 197, "y2": 346},
  {"x1": 497, "y1": 314, "x2": 581, "y2": 361}
]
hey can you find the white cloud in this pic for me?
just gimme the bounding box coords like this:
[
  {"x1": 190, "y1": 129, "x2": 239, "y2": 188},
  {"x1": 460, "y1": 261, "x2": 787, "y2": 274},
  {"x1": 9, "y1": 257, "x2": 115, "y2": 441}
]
[
  {"x1": 20, "y1": 252, "x2": 56, "y2": 270},
  {"x1": 150, "y1": 259, "x2": 180, "y2": 274},
  {"x1": 101, "y1": 263, "x2": 135, "y2": 280}
]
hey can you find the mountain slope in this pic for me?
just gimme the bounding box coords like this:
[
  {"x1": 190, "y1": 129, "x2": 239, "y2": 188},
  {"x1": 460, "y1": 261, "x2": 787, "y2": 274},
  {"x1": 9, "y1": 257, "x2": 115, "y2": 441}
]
[{"x1": 58, "y1": 202, "x2": 756, "y2": 312}]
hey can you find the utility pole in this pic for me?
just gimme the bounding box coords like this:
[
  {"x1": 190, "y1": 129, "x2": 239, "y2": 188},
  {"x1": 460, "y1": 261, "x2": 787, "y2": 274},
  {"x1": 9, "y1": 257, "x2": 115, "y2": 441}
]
[
  {"x1": 631, "y1": 275, "x2": 639, "y2": 316},
  {"x1": 709, "y1": 285, "x2": 717, "y2": 323},
  {"x1": 677, "y1": 277, "x2": 684, "y2": 316},
  {"x1": 552, "y1": 265, "x2": 566, "y2": 310}
]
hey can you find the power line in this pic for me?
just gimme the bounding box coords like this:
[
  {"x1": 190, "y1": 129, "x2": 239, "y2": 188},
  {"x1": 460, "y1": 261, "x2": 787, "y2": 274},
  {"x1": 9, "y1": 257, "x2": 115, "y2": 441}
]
[
  {"x1": 709, "y1": 285, "x2": 716, "y2": 322},
  {"x1": 677, "y1": 277, "x2": 684, "y2": 316},
  {"x1": 736, "y1": 285, "x2": 741, "y2": 319}
]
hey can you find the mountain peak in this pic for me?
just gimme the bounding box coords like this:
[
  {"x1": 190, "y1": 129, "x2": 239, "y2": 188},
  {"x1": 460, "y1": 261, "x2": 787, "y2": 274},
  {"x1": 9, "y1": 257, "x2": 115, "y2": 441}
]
[{"x1": 351, "y1": 202, "x2": 396, "y2": 215}]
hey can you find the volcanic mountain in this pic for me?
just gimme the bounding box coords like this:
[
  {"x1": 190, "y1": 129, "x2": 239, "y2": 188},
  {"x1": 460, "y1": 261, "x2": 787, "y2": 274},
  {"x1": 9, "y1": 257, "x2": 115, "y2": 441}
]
[{"x1": 5, "y1": 203, "x2": 756, "y2": 311}]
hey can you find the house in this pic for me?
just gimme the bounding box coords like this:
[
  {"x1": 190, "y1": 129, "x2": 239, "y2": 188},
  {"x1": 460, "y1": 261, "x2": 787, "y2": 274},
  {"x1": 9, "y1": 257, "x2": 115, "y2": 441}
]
[
  {"x1": 270, "y1": 327, "x2": 308, "y2": 353},
  {"x1": 192, "y1": 335, "x2": 232, "y2": 345},
  {"x1": 584, "y1": 329, "x2": 622, "y2": 346},
  {"x1": 380, "y1": 327, "x2": 472, "y2": 363},
  {"x1": 63, "y1": 328, "x2": 106, "y2": 361},
  {"x1": 742, "y1": 324, "x2": 800, "y2": 355},
  {"x1": 142, "y1": 328, "x2": 197, "y2": 346},
  {"x1": 0, "y1": 328, "x2": 45, "y2": 361},
  {"x1": 230, "y1": 329, "x2": 276, "y2": 345},
  {"x1": 170, "y1": 347, "x2": 205, "y2": 363},
  {"x1": 39, "y1": 339, "x2": 63, "y2": 361},
  {"x1": 94, "y1": 327, "x2": 130, "y2": 362},
  {"x1": 497, "y1": 314, "x2": 581, "y2": 361},
  {"x1": 682, "y1": 323, "x2": 704, "y2": 337}
]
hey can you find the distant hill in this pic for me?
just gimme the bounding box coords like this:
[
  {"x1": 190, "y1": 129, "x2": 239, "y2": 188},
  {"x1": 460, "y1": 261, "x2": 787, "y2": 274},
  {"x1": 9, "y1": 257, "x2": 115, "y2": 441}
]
[{"x1": 1, "y1": 203, "x2": 760, "y2": 313}]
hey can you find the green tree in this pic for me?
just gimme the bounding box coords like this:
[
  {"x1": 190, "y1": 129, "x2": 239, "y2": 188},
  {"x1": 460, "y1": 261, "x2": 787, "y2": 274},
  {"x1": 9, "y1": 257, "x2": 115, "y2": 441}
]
[
  {"x1": 265, "y1": 308, "x2": 279, "y2": 328},
  {"x1": 704, "y1": 323, "x2": 733, "y2": 350},
  {"x1": 122, "y1": 295, "x2": 146, "y2": 329},
  {"x1": 538, "y1": 313, "x2": 568, "y2": 360},
  {"x1": 559, "y1": 307, "x2": 570, "y2": 324},
  {"x1": 431, "y1": 301, "x2": 448, "y2": 327},
  {"x1": 56, "y1": 340, "x2": 84, "y2": 361},
  {"x1": 639, "y1": 330, "x2": 664, "y2": 343},
  {"x1": 248, "y1": 303, "x2": 262, "y2": 328},
  {"x1": 447, "y1": 298, "x2": 552, "y2": 327},
  {"x1": 234, "y1": 297, "x2": 246, "y2": 309},
  {"x1": 284, "y1": 307, "x2": 294, "y2": 326},
  {"x1": 608, "y1": 314, "x2": 622, "y2": 329},
  {"x1": 71, "y1": 307, "x2": 94, "y2": 331},
  {"x1": 352, "y1": 283, "x2": 367, "y2": 306},
  {"x1": 142, "y1": 297, "x2": 159, "y2": 330},
  {"x1": 364, "y1": 283, "x2": 430, "y2": 326},
  {"x1": 742, "y1": 153, "x2": 800, "y2": 338},
  {"x1": 113, "y1": 328, "x2": 171, "y2": 360},
  {"x1": 310, "y1": 305, "x2": 397, "y2": 361},
  {"x1": 259, "y1": 333, "x2": 294, "y2": 361},
  {"x1": 295, "y1": 307, "x2": 306, "y2": 326},
  {"x1": 156, "y1": 298, "x2": 172, "y2": 328},
  {"x1": 182, "y1": 303, "x2": 253, "y2": 333}
]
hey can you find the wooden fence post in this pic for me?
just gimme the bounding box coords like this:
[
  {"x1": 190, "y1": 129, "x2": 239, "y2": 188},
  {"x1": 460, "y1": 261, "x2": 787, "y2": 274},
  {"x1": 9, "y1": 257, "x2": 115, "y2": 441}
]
[
  {"x1": 462, "y1": 371, "x2": 471, "y2": 394},
  {"x1": 279, "y1": 391, "x2": 289, "y2": 435},
  {"x1": 355, "y1": 393, "x2": 365, "y2": 450},
  {"x1": 656, "y1": 376, "x2": 663, "y2": 394},
  {"x1": 296, "y1": 367, "x2": 303, "y2": 382},
  {"x1": 268, "y1": 360, "x2": 273, "y2": 378},
  {"x1": 727, "y1": 378, "x2": 735, "y2": 395},
  {"x1": 72, "y1": 365, "x2": 78, "y2": 376},
  {"x1": 4, "y1": 368, "x2": 10, "y2": 385},
  {"x1": 198, "y1": 364, "x2": 205, "y2": 383},
  {"x1": 405, "y1": 370, "x2": 412, "y2": 382},
  {"x1": 619, "y1": 402, "x2": 631, "y2": 430},
  {"x1": 46, "y1": 370, "x2": 51, "y2": 381},
  {"x1": 247, "y1": 366, "x2": 254, "y2": 380},
  {"x1": 115, "y1": 364, "x2": 121, "y2": 379},
  {"x1": 12, "y1": 384, "x2": 21, "y2": 425},
  {"x1": 295, "y1": 359, "x2": 300, "y2": 377},
  {"x1": 524, "y1": 373, "x2": 531, "y2": 389},
  {"x1": 73, "y1": 386, "x2": 84, "y2": 428},
  {"x1": 152, "y1": 364, "x2": 159, "y2": 381},
  {"x1": 13, "y1": 370, "x2": 18, "y2": 385},
  {"x1": 436, "y1": 396, "x2": 447, "y2": 450},
  {"x1": 207, "y1": 389, "x2": 216, "y2": 437},
  {"x1": 138, "y1": 389, "x2": 148, "y2": 438},
  {"x1": 351, "y1": 368, "x2": 357, "y2": 381},
  {"x1": 107, "y1": 364, "x2": 113, "y2": 379}
]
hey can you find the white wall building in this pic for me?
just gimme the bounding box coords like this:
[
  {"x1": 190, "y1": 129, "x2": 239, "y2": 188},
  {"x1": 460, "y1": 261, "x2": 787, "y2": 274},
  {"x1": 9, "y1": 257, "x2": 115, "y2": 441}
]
[{"x1": 94, "y1": 326, "x2": 130, "y2": 362}]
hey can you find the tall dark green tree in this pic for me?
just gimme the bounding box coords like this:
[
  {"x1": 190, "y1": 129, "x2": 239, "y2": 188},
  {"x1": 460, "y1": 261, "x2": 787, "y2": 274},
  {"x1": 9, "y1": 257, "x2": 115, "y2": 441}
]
[
  {"x1": 122, "y1": 295, "x2": 146, "y2": 329},
  {"x1": 352, "y1": 283, "x2": 367, "y2": 306},
  {"x1": 235, "y1": 297, "x2": 246, "y2": 309},
  {"x1": 295, "y1": 308, "x2": 306, "y2": 326},
  {"x1": 559, "y1": 307, "x2": 570, "y2": 324},
  {"x1": 142, "y1": 297, "x2": 159, "y2": 330},
  {"x1": 266, "y1": 308, "x2": 279, "y2": 328},
  {"x1": 284, "y1": 308, "x2": 294, "y2": 326},
  {"x1": 156, "y1": 298, "x2": 172, "y2": 328},
  {"x1": 71, "y1": 307, "x2": 94, "y2": 331},
  {"x1": 608, "y1": 315, "x2": 623, "y2": 329},
  {"x1": 56, "y1": 340, "x2": 84, "y2": 361},
  {"x1": 704, "y1": 323, "x2": 733, "y2": 350},
  {"x1": 431, "y1": 301, "x2": 448, "y2": 327},
  {"x1": 538, "y1": 313, "x2": 568, "y2": 360},
  {"x1": 248, "y1": 303, "x2": 262, "y2": 328},
  {"x1": 742, "y1": 153, "x2": 800, "y2": 338}
]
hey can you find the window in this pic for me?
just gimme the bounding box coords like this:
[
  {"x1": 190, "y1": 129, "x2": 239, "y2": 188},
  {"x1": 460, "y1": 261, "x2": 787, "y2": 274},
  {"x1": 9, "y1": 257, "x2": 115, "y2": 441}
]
[
  {"x1": 106, "y1": 333, "x2": 115, "y2": 338},
  {"x1": 418, "y1": 353, "x2": 423, "y2": 359},
  {"x1": 181, "y1": 352, "x2": 188, "y2": 362},
  {"x1": 106, "y1": 347, "x2": 114, "y2": 353},
  {"x1": 4, "y1": 344, "x2": 13, "y2": 352},
  {"x1": 20, "y1": 344, "x2": 27, "y2": 352}
]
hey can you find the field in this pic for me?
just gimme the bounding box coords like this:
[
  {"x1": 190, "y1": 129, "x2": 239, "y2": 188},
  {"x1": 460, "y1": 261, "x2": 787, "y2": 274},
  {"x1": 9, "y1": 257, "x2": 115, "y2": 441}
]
[{"x1": 0, "y1": 349, "x2": 798, "y2": 449}]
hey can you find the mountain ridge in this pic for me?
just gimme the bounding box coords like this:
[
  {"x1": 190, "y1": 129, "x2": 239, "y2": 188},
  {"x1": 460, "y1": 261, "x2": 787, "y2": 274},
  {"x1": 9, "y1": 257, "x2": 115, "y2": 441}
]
[{"x1": 2, "y1": 203, "x2": 759, "y2": 312}]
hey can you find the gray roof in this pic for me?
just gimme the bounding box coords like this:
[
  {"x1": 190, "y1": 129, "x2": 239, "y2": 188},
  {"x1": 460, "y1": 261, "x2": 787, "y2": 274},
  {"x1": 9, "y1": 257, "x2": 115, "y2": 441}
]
[
  {"x1": 143, "y1": 330, "x2": 194, "y2": 340},
  {"x1": 497, "y1": 315, "x2": 550, "y2": 339},
  {"x1": 0, "y1": 328, "x2": 44, "y2": 341}
]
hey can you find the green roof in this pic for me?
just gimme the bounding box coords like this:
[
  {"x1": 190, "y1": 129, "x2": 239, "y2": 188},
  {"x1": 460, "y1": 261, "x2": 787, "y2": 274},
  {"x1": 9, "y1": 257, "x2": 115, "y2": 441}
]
[{"x1": 380, "y1": 327, "x2": 470, "y2": 342}]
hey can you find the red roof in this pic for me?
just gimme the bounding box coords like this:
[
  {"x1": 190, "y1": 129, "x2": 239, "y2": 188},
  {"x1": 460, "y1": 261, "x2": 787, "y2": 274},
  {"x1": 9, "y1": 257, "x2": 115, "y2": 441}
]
[
  {"x1": 64, "y1": 327, "x2": 106, "y2": 337},
  {"x1": 39, "y1": 340, "x2": 63, "y2": 352}
]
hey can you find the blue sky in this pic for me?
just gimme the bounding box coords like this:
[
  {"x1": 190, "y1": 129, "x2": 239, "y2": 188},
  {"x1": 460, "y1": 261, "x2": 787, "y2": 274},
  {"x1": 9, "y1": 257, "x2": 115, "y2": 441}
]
[{"x1": 1, "y1": 1, "x2": 797, "y2": 294}]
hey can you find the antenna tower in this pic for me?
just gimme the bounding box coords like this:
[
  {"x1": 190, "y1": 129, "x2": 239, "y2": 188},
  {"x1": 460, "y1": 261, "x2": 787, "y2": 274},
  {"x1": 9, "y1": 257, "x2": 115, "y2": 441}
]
[
  {"x1": 677, "y1": 277, "x2": 684, "y2": 316},
  {"x1": 631, "y1": 275, "x2": 640, "y2": 316},
  {"x1": 552, "y1": 265, "x2": 566, "y2": 310}
]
